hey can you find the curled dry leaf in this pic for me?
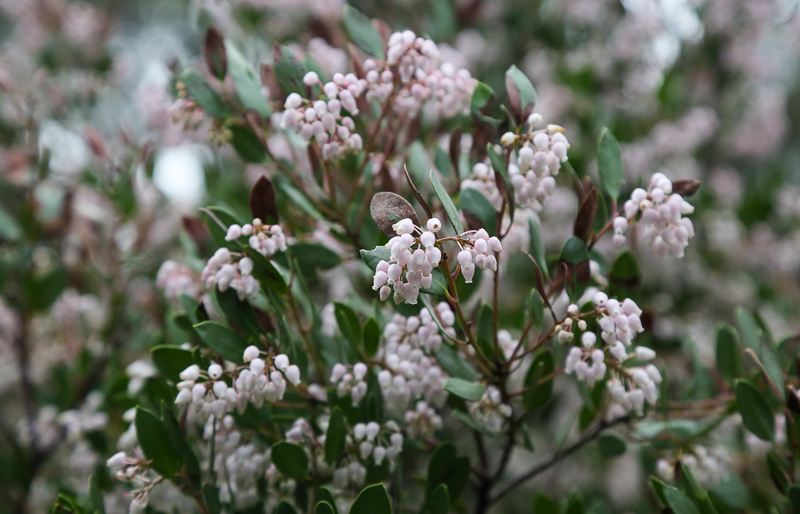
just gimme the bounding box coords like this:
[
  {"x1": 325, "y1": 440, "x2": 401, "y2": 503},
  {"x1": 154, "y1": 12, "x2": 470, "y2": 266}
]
[{"x1": 370, "y1": 192, "x2": 420, "y2": 238}]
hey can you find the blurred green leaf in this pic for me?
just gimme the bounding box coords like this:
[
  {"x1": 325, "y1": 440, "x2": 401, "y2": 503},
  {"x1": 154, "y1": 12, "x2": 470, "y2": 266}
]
[
  {"x1": 271, "y1": 442, "x2": 308, "y2": 480},
  {"x1": 325, "y1": 407, "x2": 347, "y2": 465},
  {"x1": 735, "y1": 379, "x2": 774, "y2": 441},
  {"x1": 523, "y1": 350, "x2": 554, "y2": 411},
  {"x1": 351, "y1": 483, "x2": 392, "y2": 514},
  {"x1": 342, "y1": 6, "x2": 385, "y2": 59},
  {"x1": 363, "y1": 317, "x2": 380, "y2": 357},
  {"x1": 443, "y1": 378, "x2": 485, "y2": 401},
  {"x1": 135, "y1": 407, "x2": 180, "y2": 478},
  {"x1": 597, "y1": 127, "x2": 623, "y2": 200},
  {"x1": 460, "y1": 188, "x2": 497, "y2": 236},
  {"x1": 193, "y1": 321, "x2": 248, "y2": 364},
  {"x1": 715, "y1": 324, "x2": 741, "y2": 381},
  {"x1": 334, "y1": 302, "x2": 361, "y2": 350},
  {"x1": 179, "y1": 68, "x2": 232, "y2": 119},
  {"x1": 430, "y1": 170, "x2": 464, "y2": 234},
  {"x1": 225, "y1": 41, "x2": 271, "y2": 118},
  {"x1": 597, "y1": 433, "x2": 626, "y2": 457}
]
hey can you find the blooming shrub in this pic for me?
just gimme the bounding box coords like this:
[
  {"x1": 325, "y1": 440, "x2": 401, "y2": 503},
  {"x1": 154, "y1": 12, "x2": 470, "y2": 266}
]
[{"x1": 2, "y1": 1, "x2": 800, "y2": 514}]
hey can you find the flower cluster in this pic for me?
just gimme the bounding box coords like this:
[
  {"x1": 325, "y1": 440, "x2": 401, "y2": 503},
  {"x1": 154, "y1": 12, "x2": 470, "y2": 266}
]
[
  {"x1": 226, "y1": 218, "x2": 288, "y2": 258},
  {"x1": 456, "y1": 228, "x2": 502, "y2": 282},
  {"x1": 201, "y1": 247, "x2": 258, "y2": 302},
  {"x1": 372, "y1": 217, "x2": 443, "y2": 305},
  {"x1": 280, "y1": 72, "x2": 364, "y2": 160},
  {"x1": 561, "y1": 293, "x2": 661, "y2": 417},
  {"x1": 367, "y1": 30, "x2": 476, "y2": 119},
  {"x1": 656, "y1": 445, "x2": 731, "y2": 488},
  {"x1": 507, "y1": 122, "x2": 569, "y2": 211},
  {"x1": 174, "y1": 348, "x2": 301, "y2": 418},
  {"x1": 205, "y1": 416, "x2": 269, "y2": 509},
  {"x1": 156, "y1": 260, "x2": 201, "y2": 304},
  {"x1": 618, "y1": 172, "x2": 696, "y2": 257},
  {"x1": 377, "y1": 306, "x2": 453, "y2": 418},
  {"x1": 461, "y1": 162, "x2": 503, "y2": 208},
  {"x1": 469, "y1": 386, "x2": 513, "y2": 433}
]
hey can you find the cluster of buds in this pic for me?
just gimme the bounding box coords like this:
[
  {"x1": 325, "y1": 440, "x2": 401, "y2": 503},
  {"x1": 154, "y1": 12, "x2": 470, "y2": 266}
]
[
  {"x1": 106, "y1": 449, "x2": 158, "y2": 513},
  {"x1": 619, "y1": 173, "x2": 695, "y2": 257},
  {"x1": 656, "y1": 445, "x2": 731, "y2": 488},
  {"x1": 505, "y1": 122, "x2": 568, "y2": 211},
  {"x1": 204, "y1": 416, "x2": 269, "y2": 508},
  {"x1": 330, "y1": 362, "x2": 370, "y2": 407},
  {"x1": 167, "y1": 89, "x2": 205, "y2": 130},
  {"x1": 560, "y1": 294, "x2": 660, "y2": 417},
  {"x1": 372, "y1": 217, "x2": 443, "y2": 305},
  {"x1": 377, "y1": 308, "x2": 452, "y2": 418},
  {"x1": 174, "y1": 348, "x2": 301, "y2": 418},
  {"x1": 456, "y1": 229, "x2": 502, "y2": 283},
  {"x1": 225, "y1": 218, "x2": 287, "y2": 258},
  {"x1": 201, "y1": 247, "x2": 258, "y2": 302},
  {"x1": 348, "y1": 421, "x2": 404, "y2": 469},
  {"x1": 155, "y1": 260, "x2": 201, "y2": 304},
  {"x1": 404, "y1": 401, "x2": 444, "y2": 439},
  {"x1": 461, "y1": 162, "x2": 504, "y2": 209},
  {"x1": 280, "y1": 72, "x2": 365, "y2": 161},
  {"x1": 469, "y1": 386, "x2": 513, "y2": 433},
  {"x1": 363, "y1": 30, "x2": 475, "y2": 119}
]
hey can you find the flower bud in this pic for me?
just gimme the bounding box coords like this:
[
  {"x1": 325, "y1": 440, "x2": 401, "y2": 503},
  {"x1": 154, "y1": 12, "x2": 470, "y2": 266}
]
[
  {"x1": 303, "y1": 71, "x2": 319, "y2": 85},
  {"x1": 285, "y1": 365, "x2": 301, "y2": 385},
  {"x1": 274, "y1": 354, "x2": 290, "y2": 371},
  {"x1": 208, "y1": 363, "x2": 223, "y2": 379},
  {"x1": 225, "y1": 225, "x2": 242, "y2": 241},
  {"x1": 501, "y1": 132, "x2": 516, "y2": 146}
]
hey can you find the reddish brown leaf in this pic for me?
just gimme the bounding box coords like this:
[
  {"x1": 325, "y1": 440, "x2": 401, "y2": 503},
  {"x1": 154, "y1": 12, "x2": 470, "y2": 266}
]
[
  {"x1": 573, "y1": 187, "x2": 599, "y2": 243},
  {"x1": 249, "y1": 175, "x2": 279, "y2": 224},
  {"x1": 505, "y1": 73, "x2": 522, "y2": 122},
  {"x1": 449, "y1": 127, "x2": 462, "y2": 173},
  {"x1": 203, "y1": 26, "x2": 227, "y2": 80},
  {"x1": 671, "y1": 179, "x2": 701, "y2": 197},
  {"x1": 370, "y1": 192, "x2": 420, "y2": 238}
]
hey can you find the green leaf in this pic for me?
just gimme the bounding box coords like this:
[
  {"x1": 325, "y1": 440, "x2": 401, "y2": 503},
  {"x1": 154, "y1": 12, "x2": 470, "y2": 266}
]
[
  {"x1": 244, "y1": 245, "x2": 287, "y2": 295},
  {"x1": 788, "y1": 485, "x2": 800, "y2": 514},
  {"x1": 460, "y1": 188, "x2": 497, "y2": 236},
  {"x1": 360, "y1": 246, "x2": 391, "y2": 271},
  {"x1": 523, "y1": 350, "x2": 554, "y2": 411},
  {"x1": 735, "y1": 379, "x2": 774, "y2": 441},
  {"x1": 350, "y1": 483, "x2": 392, "y2": 514},
  {"x1": 528, "y1": 214, "x2": 548, "y2": 277},
  {"x1": 363, "y1": 317, "x2": 380, "y2": 357},
  {"x1": 325, "y1": 407, "x2": 347, "y2": 465},
  {"x1": 274, "y1": 46, "x2": 306, "y2": 97},
  {"x1": 229, "y1": 124, "x2": 267, "y2": 163},
  {"x1": 135, "y1": 407, "x2": 180, "y2": 478},
  {"x1": 470, "y1": 81, "x2": 494, "y2": 114},
  {"x1": 597, "y1": 433, "x2": 626, "y2": 457},
  {"x1": 486, "y1": 143, "x2": 515, "y2": 224},
  {"x1": 560, "y1": 236, "x2": 589, "y2": 264},
  {"x1": 203, "y1": 483, "x2": 221, "y2": 514},
  {"x1": 161, "y1": 402, "x2": 201, "y2": 489},
  {"x1": 271, "y1": 442, "x2": 308, "y2": 480},
  {"x1": 736, "y1": 307, "x2": 761, "y2": 350},
  {"x1": 435, "y1": 344, "x2": 479, "y2": 382},
  {"x1": 476, "y1": 303, "x2": 495, "y2": 360},
  {"x1": 530, "y1": 289, "x2": 544, "y2": 332},
  {"x1": 434, "y1": 146, "x2": 450, "y2": 177},
  {"x1": 179, "y1": 68, "x2": 232, "y2": 119},
  {"x1": 88, "y1": 474, "x2": 106, "y2": 514},
  {"x1": 504, "y1": 65, "x2": 537, "y2": 121},
  {"x1": 193, "y1": 321, "x2": 248, "y2": 364},
  {"x1": 609, "y1": 249, "x2": 641, "y2": 288},
  {"x1": 426, "y1": 443, "x2": 470, "y2": 502},
  {"x1": 0, "y1": 205, "x2": 22, "y2": 241},
  {"x1": 565, "y1": 492, "x2": 585, "y2": 514},
  {"x1": 316, "y1": 488, "x2": 339, "y2": 514},
  {"x1": 760, "y1": 341, "x2": 784, "y2": 399},
  {"x1": 650, "y1": 476, "x2": 668, "y2": 506},
  {"x1": 663, "y1": 485, "x2": 700, "y2": 514},
  {"x1": 342, "y1": 6, "x2": 384, "y2": 59},
  {"x1": 151, "y1": 345, "x2": 196, "y2": 383},
  {"x1": 334, "y1": 302, "x2": 361, "y2": 349},
  {"x1": 225, "y1": 41, "x2": 271, "y2": 118},
  {"x1": 214, "y1": 286, "x2": 262, "y2": 338},
  {"x1": 533, "y1": 493, "x2": 560, "y2": 514},
  {"x1": 406, "y1": 141, "x2": 431, "y2": 184},
  {"x1": 287, "y1": 243, "x2": 341, "y2": 277},
  {"x1": 429, "y1": 484, "x2": 450, "y2": 514},
  {"x1": 274, "y1": 501, "x2": 298, "y2": 514},
  {"x1": 430, "y1": 170, "x2": 464, "y2": 235},
  {"x1": 443, "y1": 378, "x2": 485, "y2": 402},
  {"x1": 596, "y1": 127, "x2": 623, "y2": 200},
  {"x1": 315, "y1": 502, "x2": 335, "y2": 514}
]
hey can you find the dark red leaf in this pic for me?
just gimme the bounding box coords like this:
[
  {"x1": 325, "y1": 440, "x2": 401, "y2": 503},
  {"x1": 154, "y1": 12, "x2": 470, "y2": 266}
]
[{"x1": 250, "y1": 175, "x2": 279, "y2": 224}]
